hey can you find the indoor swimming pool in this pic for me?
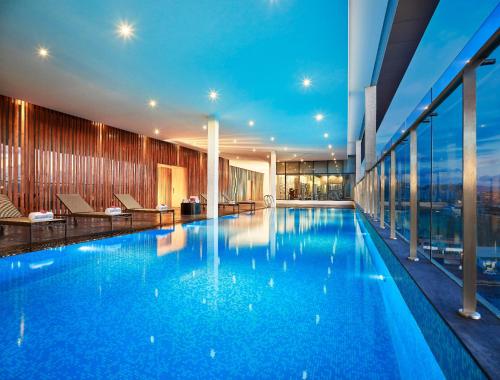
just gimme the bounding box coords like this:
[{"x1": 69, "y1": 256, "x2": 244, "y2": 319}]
[{"x1": 0, "y1": 208, "x2": 481, "y2": 379}]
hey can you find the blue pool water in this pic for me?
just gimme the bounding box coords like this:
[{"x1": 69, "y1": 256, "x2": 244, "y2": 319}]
[{"x1": 0, "y1": 208, "x2": 446, "y2": 379}]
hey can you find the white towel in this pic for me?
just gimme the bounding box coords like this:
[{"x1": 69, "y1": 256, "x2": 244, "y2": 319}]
[
  {"x1": 156, "y1": 205, "x2": 169, "y2": 211},
  {"x1": 28, "y1": 211, "x2": 54, "y2": 221},
  {"x1": 105, "y1": 207, "x2": 122, "y2": 216}
]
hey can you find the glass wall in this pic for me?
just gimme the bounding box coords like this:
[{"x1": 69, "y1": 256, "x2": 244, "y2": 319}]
[
  {"x1": 395, "y1": 140, "x2": 410, "y2": 240},
  {"x1": 276, "y1": 161, "x2": 352, "y2": 200},
  {"x1": 384, "y1": 155, "x2": 390, "y2": 225},
  {"x1": 476, "y1": 46, "x2": 499, "y2": 311},
  {"x1": 417, "y1": 119, "x2": 432, "y2": 256},
  {"x1": 430, "y1": 84, "x2": 463, "y2": 276}
]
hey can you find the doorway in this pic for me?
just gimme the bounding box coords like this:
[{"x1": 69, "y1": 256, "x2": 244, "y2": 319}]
[{"x1": 157, "y1": 164, "x2": 188, "y2": 208}]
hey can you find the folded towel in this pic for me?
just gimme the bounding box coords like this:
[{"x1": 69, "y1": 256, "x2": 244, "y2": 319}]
[
  {"x1": 156, "y1": 204, "x2": 169, "y2": 211},
  {"x1": 28, "y1": 211, "x2": 54, "y2": 221},
  {"x1": 105, "y1": 207, "x2": 122, "y2": 216}
]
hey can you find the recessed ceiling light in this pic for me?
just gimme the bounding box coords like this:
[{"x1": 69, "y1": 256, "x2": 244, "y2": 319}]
[
  {"x1": 323, "y1": 133, "x2": 329, "y2": 138},
  {"x1": 202, "y1": 125, "x2": 207, "y2": 130},
  {"x1": 328, "y1": 144, "x2": 332, "y2": 149},
  {"x1": 266, "y1": 155, "x2": 270, "y2": 159},
  {"x1": 154, "y1": 129, "x2": 160, "y2": 135},
  {"x1": 248, "y1": 120, "x2": 255, "y2": 127},
  {"x1": 37, "y1": 46, "x2": 49, "y2": 58},
  {"x1": 270, "y1": 136, "x2": 275, "y2": 141},
  {"x1": 252, "y1": 148, "x2": 256, "y2": 152},
  {"x1": 284, "y1": 147, "x2": 288, "y2": 151},
  {"x1": 300, "y1": 158, "x2": 304, "y2": 162},
  {"x1": 148, "y1": 99, "x2": 157, "y2": 108},
  {"x1": 208, "y1": 89, "x2": 219, "y2": 102},
  {"x1": 315, "y1": 113, "x2": 324, "y2": 122},
  {"x1": 117, "y1": 21, "x2": 135, "y2": 40},
  {"x1": 293, "y1": 154, "x2": 297, "y2": 157},
  {"x1": 302, "y1": 77, "x2": 312, "y2": 88},
  {"x1": 233, "y1": 139, "x2": 237, "y2": 143},
  {"x1": 236, "y1": 156, "x2": 240, "y2": 159}
]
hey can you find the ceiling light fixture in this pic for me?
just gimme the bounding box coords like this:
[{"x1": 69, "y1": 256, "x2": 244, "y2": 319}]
[
  {"x1": 266, "y1": 155, "x2": 270, "y2": 159},
  {"x1": 202, "y1": 125, "x2": 207, "y2": 130},
  {"x1": 248, "y1": 120, "x2": 255, "y2": 127},
  {"x1": 293, "y1": 154, "x2": 297, "y2": 157},
  {"x1": 328, "y1": 144, "x2": 332, "y2": 149},
  {"x1": 315, "y1": 113, "x2": 324, "y2": 122},
  {"x1": 148, "y1": 99, "x2": 157, "y2": 108},
  {"x1": 208, "y1": 89, "x2": 219, "y2": 102},
  {"x1": 323, "y1": 133, "x2": 329, "y2": 138},
  {"x1": 302, "y1": 77, "x2": 312, "y2": 88},
  {"x1": 154, "y1": 129, "x2": 160, "y2": 135},
  {"x1": 236, "y1": 156, "x2": 240, "y2": 159},
  {"x1": 117, "y1": 21, "x2": 135, "y2": 40},
  {"x1": 284, "y1": 147, "x2": 288, "y2": 151},
  {"x1": 270, "y1": 136, "x2": 275, "y2": 141},
  {"x1": 37, "y1": 46, "x2": 49, "y2": 58},
  {"x1": 252, "y1": 148, "x2": 256, "y2": 152},
  {"x1": 233, "y1": 139, "x2": 237, "y2": 143}
]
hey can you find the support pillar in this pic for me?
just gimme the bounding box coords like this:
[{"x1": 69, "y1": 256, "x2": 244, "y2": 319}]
[
  {"x1": 364, "y1": 86, "x2": 377, "y2": 170},
  {"x1": 390, "y1": 149, "x2": 396, "y2": 239},
  {"x1": 459, "y1": 66, "x2": 480, "y2": 319},
  {"x1": 355, "y1": 140, "x2": 362, "y2": 183},
  {"x1": 207, "y1": 116, "x2": 219, "y2": 219},
  {"x1": 380, "y1": 161, "x2": 385, "y2": 228},
  {"x1": 409, "y1": 129, "x2": 419, "y2": 261},
  {"x1": 269, "y1": 151, "x2": 277, "y2": 208}
]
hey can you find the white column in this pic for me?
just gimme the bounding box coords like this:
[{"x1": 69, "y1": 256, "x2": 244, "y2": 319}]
[
  {"x1": 355, "y1": 140, "x2": 361, "y2": 183},
  {"x1": 207, "y1": 116, "x2": 219, "y2": 219},
  {"x1": 364, "y1": 85, "x2": 377, "y2": 170},
  {"x1": 269, "y1": 151, "x2": 277, "y2": 207}
]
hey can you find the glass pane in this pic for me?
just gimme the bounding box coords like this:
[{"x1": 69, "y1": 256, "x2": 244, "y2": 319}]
[
  {"x1": 277, "y1": 175, "x2": 286, "y2": 199},
  {"x1": 431, "y1": 83, "x2": 463, "y2": 276},
  {"x1": 476, "y1": 47, "x2": 500, "y2": 312},
  {"x1": 417, "y1": 119, "x2": 433, "y2": 257},
  {"x1": 344, "y1": 174, "x2": 354, "y2": 199},
  {"x1": 300, "y1": 161, "x2": 314, "y2": 174},
  {"x1": 286, "y1": 162, "x2": 299, "y2": 174},
  {"x1": 313, "y1": 175, "x2": 328, "y2": 200},
  {"x1": 286, "y1": 175, "x2": 300, "y2": 199},
  {"x1": 328, "y1": 175, "x2": 343, "y2": 200},
  {"x1": 277, "y1": 162, "x2": 286, "y2": 174},
  {"x1": 395, "y1": 140, "x2": 410, "y2": 240},
  {"x1": 300, "y1": 175, "x2": 314, "y2": 200},
  {"x1": 314, "y1": 161, "x2": 328, "y2": 173},
  {"x1": 328, "y1": 160, "x2": 343, "y2": 173}
]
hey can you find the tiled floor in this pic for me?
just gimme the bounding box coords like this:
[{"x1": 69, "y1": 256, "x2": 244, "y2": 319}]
[{"x1": 0, "y1": 203, "x2": 264, "y2": 257}]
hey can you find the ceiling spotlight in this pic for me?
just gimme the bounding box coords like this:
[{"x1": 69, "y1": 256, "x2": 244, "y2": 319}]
[
  {"x1": 266, "y1": 155, "x2": 270, "y2": 159},
  {"x1": 293, "y1": 154, "x2": 297, "y2": 157},
  {"x1": 154, "y1": 129, "x2": 160, "y2": 135},
  {"x1": 248, "y1": 120, "x2": 255, "y2": 127},
  {"x1": 208, "y1": 89, "x2": 219, "y2": 102},
  {"x1": 302, "y1": 77, "x2": 312, "y2": 88},
  {"x1": 233, "y1": 139, "x2": 237, "y2": 143},
  {"x1": 117, "y1": 21, "x2": 135, "y2": 40},
  {"x1": 315, "y1": 113, "x2": 324, "y2": 122},
  {"x1": 328, "y1": 144, "x2": 332, "y2": 149},
  {"x1": 300, "y1": 158, "x2": 304, "y2": 162},
  {"x1": 236, "y1": 156, "x2": 240, "y2": 159},
  {"x1": 148, "y1": 99, "x2": 157, "y2": 108},
  {"x1": 37, "y1": 46, "x2": 49, "y2": 58},
  {"x1": 323, "y1": 133, "x2": 329, "y2": 138},
  {"x1": 284, "y1": 147, "x2": 288, "y2": 151},
  {"x1": 252, "y1": 148, "x2": 256, "y2": 152},
  {"x1": 270, "y1": 136, "x2": 275, "y2": 141},
  {"x1": 202, "y1": 125, "x2": 207, "y2": 130}
]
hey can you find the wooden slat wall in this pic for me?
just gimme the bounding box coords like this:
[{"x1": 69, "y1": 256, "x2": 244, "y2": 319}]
[{"x1": 0, "y1": 95, "x2": 237, "y2": 214}]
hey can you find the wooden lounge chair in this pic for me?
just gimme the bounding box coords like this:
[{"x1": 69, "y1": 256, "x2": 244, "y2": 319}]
[
  {"x1": 57, "y1": 194, "x2": 132, "y2": 230},
  {"x1": 114, "y1": 194, "x2": 175, "y2": 226},
  {"x1": 200, "y1": 193, "x2": 240, "y2": 213},
  {"x1": 222, "y1": 193, "x2": 256, "y2": 212},
  {"x1": 0, "y1": 194, "x2": 67, "y2": 244}
]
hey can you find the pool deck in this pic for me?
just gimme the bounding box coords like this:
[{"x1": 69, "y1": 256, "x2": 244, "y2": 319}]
[
  {"x1": 358, "y1": 208, "x2": 500, "y2": 380},
  {"x1": 0, "y1": 202, "x2": 264, "y2": 258}
]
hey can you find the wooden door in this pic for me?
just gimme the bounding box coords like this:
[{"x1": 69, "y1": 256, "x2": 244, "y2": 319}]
[{"x1": 157, "y1": 166, "x2": 172, "y2": 207}]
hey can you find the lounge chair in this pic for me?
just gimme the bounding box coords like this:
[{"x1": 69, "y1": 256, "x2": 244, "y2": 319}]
[
  {"x1": 0, "y1": 194, "x2": 67, "y2": 244},
  {"x1": 114, "y1": 194, "x2": 175, "y2": 226},
  {"x1": 200, "y1": 193, "x2": 240, "y2": 213},
  {"x1": 222, "y1": 193, "x2": 256, "y2": 212},
  {"x1": 57, "y1": 194, "x2": 132, "y2": 230}
]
